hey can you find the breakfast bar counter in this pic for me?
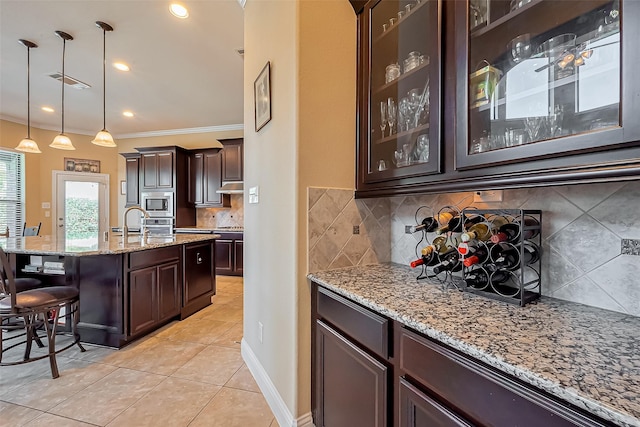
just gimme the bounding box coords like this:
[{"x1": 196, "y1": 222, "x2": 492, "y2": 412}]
[{"x1": 1, "y1": 233, "x2": 220, "y2": 348}]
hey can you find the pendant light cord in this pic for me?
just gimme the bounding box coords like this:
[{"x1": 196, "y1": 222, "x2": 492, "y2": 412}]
[
  {"x1": 61, "y1": 38, "x2": 66, "y2": 134},
  {"x1": 26, "y1": 45, "x2": 31, "y2": 139},
  {"x1": 102, "y1": 28, "x2": 106, "y2": 130}
]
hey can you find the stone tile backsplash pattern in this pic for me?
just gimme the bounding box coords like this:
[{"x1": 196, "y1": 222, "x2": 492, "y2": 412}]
[
  {"x1": 307, "y1": 181, "x2": 640, "y2": 317},
  {"x1": 308, "y1": 187, "x2": 391, "y2": 273},
  {"x1": 197, "y1": 194, "x2": 244, "y2": 228}
]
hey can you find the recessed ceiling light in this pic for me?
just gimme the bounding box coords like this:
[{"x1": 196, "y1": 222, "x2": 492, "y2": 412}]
[
  {"x1": 42, "y1": 106, "x2": 54, "y2": 113},
  {"x1": 123, "y1": 111, "x2": 134, "y2": 117},
  {"x1": 113, "y1": 62, "x2": 130, "y2": 72},
  {"x1": 170, "y1": 3, "x2": 189, "y2": 18}
]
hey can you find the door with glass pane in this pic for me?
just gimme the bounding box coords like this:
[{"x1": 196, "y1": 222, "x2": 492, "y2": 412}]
[
  {"x1": 454, "y1": 0, "x2": 638, "y2": 170},
  {"x1": 53, "y1": 171, "x2": 109, "y2": 244},
  {"x1": 359, "y1": 0, "x2": 442, "y2": 185}
]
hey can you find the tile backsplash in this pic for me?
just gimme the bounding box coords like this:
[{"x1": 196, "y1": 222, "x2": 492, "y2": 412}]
[
  {"x1": 308, "y1": 181, "x2": 640, "y2": 317},
  {"x1": 197, "y1": 194, "x2": 244, "y2": 228}
]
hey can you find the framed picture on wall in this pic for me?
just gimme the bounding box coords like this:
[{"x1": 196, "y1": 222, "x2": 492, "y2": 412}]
[
  {"x1": 254, "y1": 61, "x2": 271, "y2": 132},
  {"x1": 64, "y1": 158, "x2": 100, "y2": 173}
]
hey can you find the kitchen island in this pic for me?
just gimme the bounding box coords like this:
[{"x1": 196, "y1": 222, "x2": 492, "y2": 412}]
[
  {"x1": 1, "y1": 233, "x2": 220, "y2": 348},
  {"x1": 309, "y1": 263, "x2": 640, "y2": 427}
]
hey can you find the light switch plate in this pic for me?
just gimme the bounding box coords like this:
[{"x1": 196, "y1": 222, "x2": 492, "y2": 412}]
[
  {"x1": 249, "y1": 186, "x2": 259, "y2": 204},
  {"x1": 42, "y1": 202, "x2": 51, "y2": 209}
]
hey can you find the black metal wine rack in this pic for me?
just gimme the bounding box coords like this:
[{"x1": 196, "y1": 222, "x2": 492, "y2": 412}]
[{"x1": 461, "y1": 208, "x2": 542, "y2": 306}]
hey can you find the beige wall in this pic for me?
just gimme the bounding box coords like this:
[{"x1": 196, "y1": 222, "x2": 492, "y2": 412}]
[
  {"x1": 0, "y1": 119, "x2": 119, "y2": 235},
  {"x1": 1, "y1": 119, "x2": 242, "y2": 233},
  {"x1": 244, "y1": 0, "x2": 356, "y2": 421}
]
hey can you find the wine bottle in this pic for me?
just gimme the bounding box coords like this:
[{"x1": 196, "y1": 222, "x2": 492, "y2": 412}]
[
  {"x1": 436, "y1": 213, "x2": 484, "y2": 235},
  {"x1": 410, "y1": 217, "x2": 438, "y2": 233},
  {"x1": 432, "y1": 248, "x2": 461, "y2": 274},
  {"x1": 462, "y1": 244, "x2": 489, "y2": 267},
  {"x1": 489, "y1": 242, "x2": 539, "y2": 270},
  {"x1": 489, "y1": 222, "x2": 521, "y2": 244},
  {"x1": 410, "y1": 250, "x2": 439, "y2": 268},
  {"x1": 465, "y1": 268, "x2": 490, "y2": 289},
  {"x1": 460, "y1": 223, "x2": 491, "y2": 242},
  {"x1": 490, "y1": 216, "x2": 540, "y2": 243},
  {"x1": 411, "y1": 211, "x2": 455, "y2": 233},
  {"x1": 421, "y1": 236, "x2": 448, "y2": 256}
]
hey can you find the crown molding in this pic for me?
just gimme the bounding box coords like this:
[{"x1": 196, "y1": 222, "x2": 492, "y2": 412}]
[
  {"x1": 0, "y1": 116, "x2": 244, "y2": 139},
  {"x1": 116, "y1": 124, "x2": 245, "y2": 139}
]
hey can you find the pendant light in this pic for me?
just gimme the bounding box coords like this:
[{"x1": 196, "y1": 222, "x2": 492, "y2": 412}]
[
  {"x1": 15, "y1": 39, "x2": 41, "y2": 154},
  {"x1": 50, "y1": 30, "x2": 75, "y2": 150},
  {"x1": 92, "y1": 21, "x2": 116, "y2": 147}
]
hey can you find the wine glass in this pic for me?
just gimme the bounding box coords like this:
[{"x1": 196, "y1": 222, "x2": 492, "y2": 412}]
[
  {"x1": 387, "y1": 98, "x2": 397, "y2": 135},
  {"x1": 380, "y1": 101, "x2": 387, "y2": 138},
  {"x1": 399, "y1": 97, "x2": 410, "y2": 132},
  {"x1": 524, "y1": 116, "x2": 544, "y2": 143}
]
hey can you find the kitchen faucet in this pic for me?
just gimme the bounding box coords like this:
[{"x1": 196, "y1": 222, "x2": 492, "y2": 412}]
[{"x1": 122, "y1": 206, "x2": 149, "y2": 240}]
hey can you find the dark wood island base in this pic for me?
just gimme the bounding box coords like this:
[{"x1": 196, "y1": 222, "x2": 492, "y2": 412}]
[{"x1": 4, "y1": 234, "x2": 218, "y2": 348}]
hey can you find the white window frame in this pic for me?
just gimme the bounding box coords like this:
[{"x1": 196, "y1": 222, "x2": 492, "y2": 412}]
[{"x1": 0, "y1": 149, "x2": 25, "y2": 237}]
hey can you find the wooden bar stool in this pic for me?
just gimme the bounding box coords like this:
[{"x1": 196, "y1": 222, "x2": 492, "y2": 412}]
[{"x1": 0, "y1": 248, "x2": 85, "y2": 378}]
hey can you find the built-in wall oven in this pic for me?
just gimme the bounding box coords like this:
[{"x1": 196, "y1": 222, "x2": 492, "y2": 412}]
[{"x1": 140, "y1": 191, "x2": 174, "y2": 218}]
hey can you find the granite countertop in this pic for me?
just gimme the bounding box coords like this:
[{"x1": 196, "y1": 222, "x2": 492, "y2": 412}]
[
  {"x1": 308, "y1": 263, "x2": 640, "y2": 427},
  {"x1": 0, "y1": 233, "x2": 220, "y2": 256}
]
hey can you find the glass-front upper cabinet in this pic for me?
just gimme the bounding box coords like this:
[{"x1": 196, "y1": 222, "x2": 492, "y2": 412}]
[
  {"x1": 455, "y1": 0, "x2": 635, "y2": 170},
  {"x1": 359, "y1": 0, "x2": 442, "y2": 184}
]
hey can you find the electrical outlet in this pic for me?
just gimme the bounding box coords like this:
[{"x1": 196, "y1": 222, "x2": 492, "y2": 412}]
[
  {"x1": 258, "y1": 321, "x2": 264, "y2": 343},
  {"x1": 473, "y1": 190, "x2": 503, "y2": 203},
  {"x1": 353, "y1": 225, "x2": 360, "y2": 235},
  {"x1": 405, "y1": 225, "x2": 413, "y2": 234}
]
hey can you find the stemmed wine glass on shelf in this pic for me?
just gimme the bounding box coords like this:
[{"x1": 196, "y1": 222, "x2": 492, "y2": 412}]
[
  {"x1": 380, "y1": 101, "x2": 387, "y2": 139},
  {"x1": 387, "y1": 97, "x2": 397, "y2": 136}
]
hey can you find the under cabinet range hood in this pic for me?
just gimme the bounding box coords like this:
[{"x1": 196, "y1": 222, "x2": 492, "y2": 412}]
[{"x1": 216, "y1": 181, "x2": 244, "y2": 194}]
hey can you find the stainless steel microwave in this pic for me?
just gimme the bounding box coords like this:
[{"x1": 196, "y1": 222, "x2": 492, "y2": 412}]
[{"x1": 140, "y1": 192, "x2": 174, "y2": 217}]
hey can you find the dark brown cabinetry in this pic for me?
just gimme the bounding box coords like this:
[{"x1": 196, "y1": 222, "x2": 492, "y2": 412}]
[
  {"x1": 136, "y1": 146, "x2": 194, "y2": 227},
  {"x1": 353, "y1": 0, "x2": 640, "y2": 197},
  {"x1": 121, "y1": 153, "x2": 140, "y2": 207},
  {"x1": 220, "y1": 138, "x2": 244, "y2": 182},
  {"x1": 357, "y1": 0, "x2": 443, "y2": 189},
  {"x1": 313, "y1": 286, "x2": 391, "y2": 427},
  {"x1": 140, "y1": 151, "x2": 174, "y2": 190},
  {"x1": 188, "y1": 149, "x2": 230, "y2": 208},
  {"x1": 128, "y1": 246, "x2": 181, "y2": 337},
  {"x1": 311, "y1": 282, "x2": 611, "y2": 427},
  {"x1": 215, "y1": 232, "x2": 243, "y2": 276},
  {"x1": 181, "y1": 241, "x2": 215, "y2": 319}
]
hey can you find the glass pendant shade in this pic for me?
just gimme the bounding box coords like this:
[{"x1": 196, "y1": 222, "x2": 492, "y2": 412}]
[
  {"x1": 93, "y1": 21, "x2": 116, "y2": 147},
  {"x1": 92, "y1": 129, "x2": 116, "y2": 147},
  {"x1": 50, "y1": 31, "x2": 75, "y2": 150},
  {"x1": 15, "y1": 39, "x2": 41, "y2": 154},
  {"x1": 16, "y1": 138, "x2": 42, "y2": 153},
  {"x1": 50, "y1": 133, "x2": 75, "y2": 150}
]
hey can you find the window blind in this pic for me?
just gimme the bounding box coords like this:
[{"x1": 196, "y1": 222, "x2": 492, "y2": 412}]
[{"x1": 0, "y1": 149, "x2": 25, "y2": 237}]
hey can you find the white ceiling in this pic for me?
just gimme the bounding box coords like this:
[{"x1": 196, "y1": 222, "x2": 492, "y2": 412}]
[{"x1": 0, "y1": 0, "x2": 245, "y2": 139}]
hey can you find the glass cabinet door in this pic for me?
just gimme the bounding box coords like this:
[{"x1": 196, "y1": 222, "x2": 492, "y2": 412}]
[
  {"x1": 361, "y1": 0, "x2": 442, "y2": 183},
  {"x1": 455, "y1": 0, "x2": 629, "y2": 170}
]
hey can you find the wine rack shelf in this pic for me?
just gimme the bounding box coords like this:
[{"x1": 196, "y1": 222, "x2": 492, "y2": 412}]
[
  {"x1": 461, "y1": 209, "x2": 542, "y2": 307},
  {"x1": 411, "y1": 206, "x2": 542, "y2": 307}
]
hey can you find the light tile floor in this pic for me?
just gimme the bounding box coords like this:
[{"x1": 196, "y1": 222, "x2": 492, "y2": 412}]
[{"x1": 0, "y1": 276, "x2": 279, "y2": 426}]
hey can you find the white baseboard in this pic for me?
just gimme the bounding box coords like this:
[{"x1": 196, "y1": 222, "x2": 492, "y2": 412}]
[{"x1": 241, "y1": 338, "x2": 315, "y2": 427}]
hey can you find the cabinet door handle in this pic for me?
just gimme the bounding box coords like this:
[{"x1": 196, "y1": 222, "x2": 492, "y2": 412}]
[{"x1": 196, "y1": 252, "x2": 202, "y2": 264}]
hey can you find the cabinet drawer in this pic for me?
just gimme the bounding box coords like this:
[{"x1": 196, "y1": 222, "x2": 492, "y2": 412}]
[
  {"x1": 399, "y1": 378, "x2": 472, "y2": 427},
  {"x1": 399, "y1": 328, "x2": 607, "y2": 427},
  {"x1": 129, "y1": 246, "x2": 180, "y2": 270},
  {"x1": 317, "y1": 287, "x2": 389, "y2": 359}
]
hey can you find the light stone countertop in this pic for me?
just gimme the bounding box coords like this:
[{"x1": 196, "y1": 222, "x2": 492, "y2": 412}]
[
  {"x1": 308, "y1": 263, "x2": 640, "y2": 427},
  {"x1": 0, "y1": 233, "x2": 220, "y2": 257}
]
